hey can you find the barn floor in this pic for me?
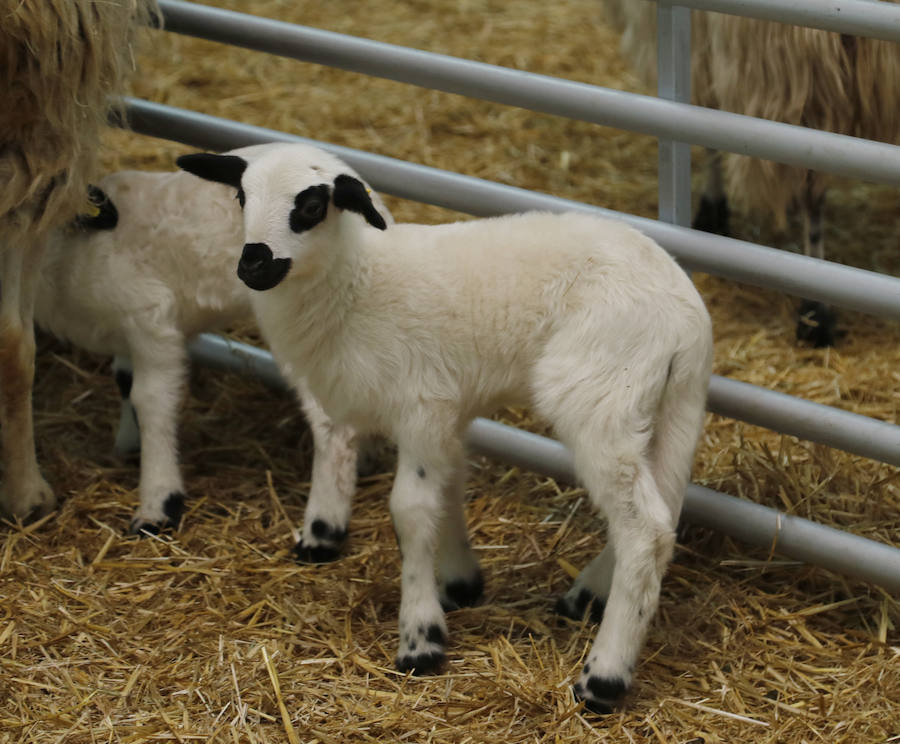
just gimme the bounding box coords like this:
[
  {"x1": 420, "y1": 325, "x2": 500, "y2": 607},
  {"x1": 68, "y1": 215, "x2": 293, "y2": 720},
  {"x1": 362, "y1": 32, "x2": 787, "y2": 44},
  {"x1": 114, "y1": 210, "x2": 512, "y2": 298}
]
[{"x1": 3, "y1": 1, "x2": 899, "y2": 742}]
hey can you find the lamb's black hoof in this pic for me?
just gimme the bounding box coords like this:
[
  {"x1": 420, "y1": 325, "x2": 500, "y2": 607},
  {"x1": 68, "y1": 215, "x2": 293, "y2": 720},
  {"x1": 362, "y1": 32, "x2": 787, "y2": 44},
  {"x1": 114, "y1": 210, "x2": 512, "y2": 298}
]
[
  {"x1": 294, "y1": 519, "x2": 347, "y2": 563},
  {"x1": 573, "y1": 676, "x2": 627, "y2": 716},
  {"x1": 555, "y1": 588, "x2": 606, "y2": 624},
  {"x1": 692, "y1": 195, "x2": 730, "y2": 236},
  {"x1": 796, "y1": 300, "x2": 838, "y2": 348},
  {"x1": 441, "y1": 570, "x2": 485, "y2": 611},
  {"x1": 396, "y1": 649, "x2": 446, "y2": 676},
  {"x1": 128, "y1": 492, "x2": 184, "y2": 536},
  {"x1": 293, "y1": 540, "x2": 342, "y2": 563}
]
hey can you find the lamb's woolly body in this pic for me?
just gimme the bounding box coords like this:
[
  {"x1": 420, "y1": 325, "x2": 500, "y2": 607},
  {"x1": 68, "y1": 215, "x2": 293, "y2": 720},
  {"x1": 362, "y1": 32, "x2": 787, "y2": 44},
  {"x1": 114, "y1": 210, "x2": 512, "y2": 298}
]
[
  {"x1": 189, "y1": 141, "x2": 713, "y2": 714},
  {"x1": 256, "y1": 213, "x2": 704, "y2": 441},
  {"x1": 34, "y1": 151, "x2": 376, "y2": 537},
  {"x1": 0, "y1": 0, "x2": 157, "y2": 521}
]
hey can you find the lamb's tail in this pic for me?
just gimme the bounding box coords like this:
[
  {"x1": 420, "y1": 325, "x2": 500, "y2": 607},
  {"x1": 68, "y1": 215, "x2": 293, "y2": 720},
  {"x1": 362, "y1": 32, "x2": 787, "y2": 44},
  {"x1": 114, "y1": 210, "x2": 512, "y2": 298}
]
[{"x1": 650, "y1": 317, "x2": 713, "y2": 529}]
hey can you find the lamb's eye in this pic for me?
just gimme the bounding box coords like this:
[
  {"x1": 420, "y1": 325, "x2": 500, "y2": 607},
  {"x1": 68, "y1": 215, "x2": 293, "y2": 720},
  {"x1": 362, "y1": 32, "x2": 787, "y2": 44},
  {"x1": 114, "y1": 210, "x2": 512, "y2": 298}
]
[
  {"x1": 236, "y1": 188, "x2": 246, "y2": 208},
  {"x1": 300, "y1": 198, "x2": 324, "y2": 220}
]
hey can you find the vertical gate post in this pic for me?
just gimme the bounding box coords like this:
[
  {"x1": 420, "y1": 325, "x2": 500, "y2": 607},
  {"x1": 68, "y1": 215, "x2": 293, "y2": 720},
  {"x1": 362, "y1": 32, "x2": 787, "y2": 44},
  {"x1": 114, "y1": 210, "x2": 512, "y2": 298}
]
[{"x1": 657, "y1": 2, "x2": 692, "y2": 226}]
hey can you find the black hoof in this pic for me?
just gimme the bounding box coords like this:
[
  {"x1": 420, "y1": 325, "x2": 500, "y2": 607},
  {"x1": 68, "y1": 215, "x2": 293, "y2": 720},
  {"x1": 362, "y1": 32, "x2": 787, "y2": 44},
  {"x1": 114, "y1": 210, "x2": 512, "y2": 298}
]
[
  {"x1": 294, "y1": 519, "x2": 347, "y2": 563},
  {"x1": 796, "y1": 300, "x2": 838, "y2": 348},
  {"x1": 129, "y1": 492, "x2": 184, "y2": 536},
  {"x1": 555, "y1": 588, "x2": 606, "y2": 624},
  {"x1": 573, "y1": 676, "x2": 627, "y2": 715},
  {"x1": 692, "y1": 195, "x2": 730, "y2": 236},
  {"x1": 293, "y1": 540, "x2": 342, "y2": 563},
  {"x1": 396, "y1": 649, "x2": 446, "y2": 676},
  {"x1": 441, "y1": 571, "x2": 485, "y2": 611}
]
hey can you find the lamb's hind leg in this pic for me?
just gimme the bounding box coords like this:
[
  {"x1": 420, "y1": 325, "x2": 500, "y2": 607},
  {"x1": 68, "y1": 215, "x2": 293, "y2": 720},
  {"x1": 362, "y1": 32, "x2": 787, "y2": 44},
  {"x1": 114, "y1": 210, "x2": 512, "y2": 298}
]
[
  {"x1": 127, "y1": 335, "x2": 188, "y2": 534},
  {"x1": 436, "y1": 459, "x2": 483, "y2": 610},
  {"x1": 573, "y1": 453, "x2": 675, "y2": 714},
  {"x1": 0, "y1": 237, "x2": 55, "y2": 522},
  {"x1": 293, "y1": 380, "x2": 358, "y2": 563}
]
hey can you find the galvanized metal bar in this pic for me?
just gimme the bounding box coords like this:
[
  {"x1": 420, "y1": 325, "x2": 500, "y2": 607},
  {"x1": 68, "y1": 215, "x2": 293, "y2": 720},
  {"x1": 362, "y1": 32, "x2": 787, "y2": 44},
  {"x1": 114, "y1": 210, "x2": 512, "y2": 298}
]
[
  {"x1": 186, "y1": 334, "x2": 900, "y2": 592},
  {"x1": 155, "y1": 0, "x2": 900, "y2": 187},
  {"x1": 708, "y1": 377, "x2": 900, "y2": 467},
  {"x1": 120, "y1": 99, "x2": 900, "y2": 321},
  {"x1": 649, "y1": 0, "x2": 900, "y2": 44},
  {"x1": 188, "y1": 334, "x2": 900, "y2": 467},
  {"x1": 656, "y1": 2, "x2": 692, "y2": 227}
]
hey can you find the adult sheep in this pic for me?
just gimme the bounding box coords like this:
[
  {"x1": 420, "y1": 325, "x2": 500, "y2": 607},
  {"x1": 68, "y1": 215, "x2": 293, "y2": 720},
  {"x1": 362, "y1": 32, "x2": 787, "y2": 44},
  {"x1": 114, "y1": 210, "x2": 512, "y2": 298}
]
[
  {"x1": 0, "y1": 0, "x2": 158, "y2": 522},
  {"x1": 178, "y1": 142, "x2": 713, "y2": 714},
  {"x1": 602, "y1": 1, "x2": 900, "y2": 346},
  {"x1": 35, "y1": 144, "x2": 388, "y2": 540}
]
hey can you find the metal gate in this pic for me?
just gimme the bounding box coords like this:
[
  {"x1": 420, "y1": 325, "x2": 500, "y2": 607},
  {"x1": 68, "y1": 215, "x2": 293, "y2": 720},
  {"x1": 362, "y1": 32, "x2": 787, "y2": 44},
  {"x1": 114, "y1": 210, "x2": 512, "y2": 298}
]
[{"x1": 123, "y1": 0, "x2": 900, "y2": 591}]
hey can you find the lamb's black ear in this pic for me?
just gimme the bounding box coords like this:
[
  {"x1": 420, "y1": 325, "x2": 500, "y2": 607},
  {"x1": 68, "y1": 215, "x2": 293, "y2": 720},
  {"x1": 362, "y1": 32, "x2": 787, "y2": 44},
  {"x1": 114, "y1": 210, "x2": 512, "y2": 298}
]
[
  {"x1": 176, "y1": 153, "x2": 247, "y2": 189},
  {"x1": 332, "y1": 174, "x2": 387, "y2": 230}
]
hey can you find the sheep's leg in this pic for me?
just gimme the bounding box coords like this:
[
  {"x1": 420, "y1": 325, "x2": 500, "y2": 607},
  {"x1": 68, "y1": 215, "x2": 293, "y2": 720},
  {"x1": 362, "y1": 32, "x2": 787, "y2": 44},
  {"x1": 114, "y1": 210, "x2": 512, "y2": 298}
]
[
  {"x1": 0, "y1": 237, "x2": 56, "y2": 521},
  {"x1": 691, "y1": 149, "x2": 730, "y2": 236},
  {"x1": 127, "y1": 337, "x2": 187, "y2": 534},
  {"x1": 795, "y1": 178, "x2": 837, "y2": 347},
  {"x1": 112, "y1": 355, "x2": 141, "y2": 456},
  {"x1": 294, "y1": 380, "x2": 358, "y2": 563},
  {"x1": 555, "y1": 543, "x2": 614, "y2": 623},
  {"x1": 391, "y1": 445, "x2": 456, "y2": 675},
  {"x1": 573, "y1": 455, "x2": 675, "y2": 715},
  {"x1": 436, "y1": 459, "x2": 484, "y2": 610}
]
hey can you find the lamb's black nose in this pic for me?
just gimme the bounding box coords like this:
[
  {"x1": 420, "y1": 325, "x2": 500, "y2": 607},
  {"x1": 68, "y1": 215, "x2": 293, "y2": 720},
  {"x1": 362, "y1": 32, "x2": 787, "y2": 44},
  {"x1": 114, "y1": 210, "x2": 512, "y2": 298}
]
[
  {"x1": 237, "y1": 242, "x2": 292, "y2": 291},
  {"x1": 239, "y1": 242, "x2": 271, "y2": 274}
]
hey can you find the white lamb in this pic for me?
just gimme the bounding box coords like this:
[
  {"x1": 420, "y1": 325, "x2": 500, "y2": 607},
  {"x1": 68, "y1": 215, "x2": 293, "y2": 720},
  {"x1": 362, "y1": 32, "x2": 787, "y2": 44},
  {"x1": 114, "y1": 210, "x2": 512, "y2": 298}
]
[
  {"x1": 34, "y1": 143, "x2": 389, "y2": 548},
  {"x1": 179, "y1": 142, "x2": 714, "y2": 714}
]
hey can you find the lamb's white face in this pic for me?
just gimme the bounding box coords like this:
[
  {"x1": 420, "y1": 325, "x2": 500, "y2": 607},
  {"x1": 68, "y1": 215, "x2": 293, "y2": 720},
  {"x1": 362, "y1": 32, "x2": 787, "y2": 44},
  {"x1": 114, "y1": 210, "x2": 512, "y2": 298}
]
[{"x1": 177, "y1": 143, "x2": 387, "y2": 291}]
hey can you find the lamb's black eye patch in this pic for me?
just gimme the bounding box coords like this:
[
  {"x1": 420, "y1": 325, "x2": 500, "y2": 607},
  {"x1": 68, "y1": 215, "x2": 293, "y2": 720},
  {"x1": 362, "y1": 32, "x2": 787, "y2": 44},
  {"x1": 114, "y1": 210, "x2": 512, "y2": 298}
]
[{"x1": 290, "y1": 184, "x2": 330, "y2": 233}]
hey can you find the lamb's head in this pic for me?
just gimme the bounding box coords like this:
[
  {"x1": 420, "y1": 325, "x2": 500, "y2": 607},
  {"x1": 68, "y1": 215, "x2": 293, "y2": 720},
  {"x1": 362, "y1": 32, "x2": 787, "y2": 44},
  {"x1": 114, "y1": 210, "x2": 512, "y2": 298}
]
[{"x1": 177, "y1": 143, "x2": 387, "y2": 291}]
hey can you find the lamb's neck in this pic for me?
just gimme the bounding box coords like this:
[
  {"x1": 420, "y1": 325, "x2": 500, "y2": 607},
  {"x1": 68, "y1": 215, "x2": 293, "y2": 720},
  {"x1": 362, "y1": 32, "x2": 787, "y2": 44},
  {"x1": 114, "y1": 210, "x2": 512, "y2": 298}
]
[{"x1": 264, "y1": 235, "x2": 371, "y2": 376}]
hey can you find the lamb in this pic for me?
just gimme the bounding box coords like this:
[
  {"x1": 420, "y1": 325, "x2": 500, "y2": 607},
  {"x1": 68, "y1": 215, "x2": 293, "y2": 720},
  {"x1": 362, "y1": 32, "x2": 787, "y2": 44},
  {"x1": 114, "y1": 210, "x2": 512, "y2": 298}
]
[
  {"x1": 34, "y1": 143, "x2": 391, "y2": 543},
  {"x1": 601, "y1": 1, "x2": 900, "y2": 346},
  {"x1": 178, "y1": 142, "x2": 714, "y2": 714},
  {"x1": 0, "y1": 0, "x2": 158, "y2": 523}
]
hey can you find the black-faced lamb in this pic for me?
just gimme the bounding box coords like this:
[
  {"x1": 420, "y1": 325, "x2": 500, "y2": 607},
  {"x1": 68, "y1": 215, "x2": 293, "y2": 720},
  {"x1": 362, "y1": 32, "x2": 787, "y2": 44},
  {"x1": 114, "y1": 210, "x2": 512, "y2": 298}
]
[
  {"x1": 178, "y1": 142, "x2": 714, "y2": 714},
  {"x1": 601, "y1": 1, "x2": 900, "y2": 346},
  {"x1": 0, "y1": 0, "x2": 158, "y2": 523},
  {"x1": 34, "y1": 144, "x2": 389, "y2": 542}
]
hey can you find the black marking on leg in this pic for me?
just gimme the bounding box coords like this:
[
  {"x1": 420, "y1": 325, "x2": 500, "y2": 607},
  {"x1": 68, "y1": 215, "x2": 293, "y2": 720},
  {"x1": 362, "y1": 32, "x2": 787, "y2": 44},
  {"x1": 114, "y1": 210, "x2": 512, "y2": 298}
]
[
  {"x1": 416, "y1": 466, "x2": 426, "y2": 479},
  {"x1": 555, "y1": 588, "x2": 606, "y2": 624},
  {"x1": 129, "y1": 519, "x2": 160, "y2": 536},
  {"x1": 796, "y1": 300, "x2": 839, "y2": 348},
  {"x1": 691, "y1": 195, "x2": 730, "y2": 236},
  {"x1": 395, "y1": 650, "x2": 446, "y2": 676},
  {"x1": 573, "y1": 682, "x2": 615, "y2": 716},
  {"x1": 114, "y1": 368, "x2": 133, "y2": 399},
  {"x1": 586, "y1": 676, "x2": 627, "y2": 702},
  {"x1": 442, "y1": 570, "x2": 485, "y2": 610},
  {"x1": 424, "y1": 624, "x2": 447, "y2": 646},
  {"x1": 310, "y1": 518, "x2": 347, "y2": 543},
  {"x1": 163, "y1": 492, "x2": 185, "y2": 528},
  {"x1": 295, "y1": 519, "x2": 348, "y2": 563}
]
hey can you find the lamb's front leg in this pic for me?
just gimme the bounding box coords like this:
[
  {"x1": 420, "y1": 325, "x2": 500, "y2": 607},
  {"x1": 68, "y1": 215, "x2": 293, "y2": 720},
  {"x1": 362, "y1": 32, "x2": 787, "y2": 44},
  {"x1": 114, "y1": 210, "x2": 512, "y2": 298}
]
[
  {"x1": 127, "y1": 339, "x2": 188, "y2": 535},
  {"x1": 391, "y1": 447, "x2": 454, "y2": 675},
  {"x1": 293, "y1": 381, "x2": 358, "y2": 563}
]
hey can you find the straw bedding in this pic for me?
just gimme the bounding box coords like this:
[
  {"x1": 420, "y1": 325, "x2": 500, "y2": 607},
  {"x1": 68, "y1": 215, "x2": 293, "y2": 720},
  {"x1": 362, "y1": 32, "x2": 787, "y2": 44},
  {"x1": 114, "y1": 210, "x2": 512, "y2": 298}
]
[{"x1": 3, "y1": 1, "x2": 898, "y2": 741}]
